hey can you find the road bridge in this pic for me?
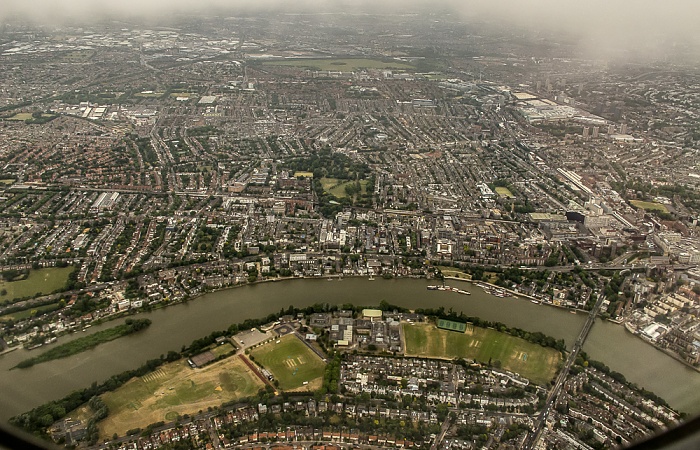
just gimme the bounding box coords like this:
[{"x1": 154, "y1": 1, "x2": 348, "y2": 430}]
[{"x1": 523, "y1": 291, "x2": 606, "y2": 449}]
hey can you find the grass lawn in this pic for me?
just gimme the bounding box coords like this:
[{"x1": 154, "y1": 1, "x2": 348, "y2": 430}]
[
  {"x1": 320, "y1": 177, "x2": 341, "y2": 192},
  {"x1": 437, "y1": 266, "x2": 472, "y2": 280},
  {"x1": 320, "y1": 177, "x2": 369, "y2": 199},
  {"x1": 6, "y1": 113, "x2": 33, "y2": 121},
  {"x1": 5, "y1": 113, "x2": 55, "y2": 121},
  {"x1": 403, "y1": 322, "x2": 561, "y2": 385},
  {"x1": 60, "y1": 50, "x2": 95, "y2": 62},
  {"x1": 263, "y1": 58, "x2": 414, "y2": 72},
  {"x1": 0, "y1": 267, "x2": 75, "y2": 303},
  {"x1": 484, "y1": 271, "x2": 500, "y2": 284},
  {"x1": 211, "y1": 342, "x2": 235, "y2": 358},
  {"x1": 97, "y1": 357, "x2": 262, "y2": 437},
  {"x1": 495, "y1": 187, "x2": 516, "y2": 199},
  {"x1": 249, "y1": 334, "x2": 326, "y2": 391},
  {"x1": 293, "y1": 171, "x2": 314, "y2": 178},
  {"x1": 0, "y1": 179, "x2": 15, "y2": 185},
  {"x1": 630, "y1": 200, "x2": 669, "y2": 213}
]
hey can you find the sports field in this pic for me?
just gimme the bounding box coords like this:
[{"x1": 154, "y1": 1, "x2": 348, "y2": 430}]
[
  {"x1": 0, "y1": 267, "x2": 75, "y2": 303},
  {"x1": 630, "y1": 200, "x2": 669, "y2": 213},
  {"x1": 249, "y1": 334, "x2": 326, "y2": 391},
  {"x1": 97, "y1": 356, "x2": 263, "y2": 437},
  {"x1": 263, "y1": 58, "x2": 414, "y2": 72},
  {"x1": 495, "y1": 187, "x2": 516, "y2": 199},
  {"x1": 403, "y1": 322, "x2": 561, "y2": 385}
]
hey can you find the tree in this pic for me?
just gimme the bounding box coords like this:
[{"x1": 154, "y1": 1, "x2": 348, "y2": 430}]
[{"x1": 38, "y1": 414, "x2": 54, "y2": 427}]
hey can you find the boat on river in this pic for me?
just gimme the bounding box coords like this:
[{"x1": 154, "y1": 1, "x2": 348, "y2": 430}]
[{"x1": 427, "y1": 285, "x2": 471, "y2": 295}]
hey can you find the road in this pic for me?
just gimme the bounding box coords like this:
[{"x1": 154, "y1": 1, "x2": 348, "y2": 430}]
[
  {"x1": 522, "y1": 291, "x2": 606, "y2": 450},
  {"x1": 431, "y1": 416, "x2": 453, "y2": 450}
]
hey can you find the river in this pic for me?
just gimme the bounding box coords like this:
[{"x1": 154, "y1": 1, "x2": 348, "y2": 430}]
[{"x1": 1, "y1": 277, "x2": 699, "y2": 422}]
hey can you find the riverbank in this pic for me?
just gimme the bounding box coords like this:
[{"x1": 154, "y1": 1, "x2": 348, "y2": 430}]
[
  {"x1": 453, "y1": 277, "x2": 591, "y2": 314},
  {"x1": 2, "y1": 273, "x2": 671, "y2": 374},
  {"x1": 623, "y1": 320, "x2": 700, "y2": 375},
  {"x1": 466, "y1": 278, "x2": 699, "y2": 375},
  {"x1": 1, "y1": 277, "x2": 699, "y2": 419},
  {"x1": 104, "y1": 274, "x2": 700, "y2": 377},
  {"x1": 0, "y1": 346, "x2": 18, "y2": 356}
]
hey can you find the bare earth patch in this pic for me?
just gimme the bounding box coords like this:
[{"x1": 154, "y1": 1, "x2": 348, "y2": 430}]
[{"x1": 98, "y1": 356, "x2": 263, "y2": 438}]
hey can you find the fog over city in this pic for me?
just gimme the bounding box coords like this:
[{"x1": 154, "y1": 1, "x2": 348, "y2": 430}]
[{"x1": 2, "y1": 0, "x2": 700, "y2": 60}]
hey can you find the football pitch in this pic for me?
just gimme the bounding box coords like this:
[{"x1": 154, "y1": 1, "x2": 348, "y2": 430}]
[
  {"x1": 96, "y1": 356, "x2": 262, "y2": 437},
  {"x1": 249, "y1": 334, "x2": 326, "y2": 391},
  {"x1": 403, "y1": 322, "x2": 561, "y2": 385}
]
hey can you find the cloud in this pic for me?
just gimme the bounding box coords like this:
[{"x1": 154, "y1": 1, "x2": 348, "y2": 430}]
[
  {"x1": 456, "y1": 0, "x2": 700, "y2": 60},
  {"x1": 2, "y1": 0, "x2": 698, "y2": 60}
]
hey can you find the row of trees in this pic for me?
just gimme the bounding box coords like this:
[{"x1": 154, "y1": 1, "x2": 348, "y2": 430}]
[
  {"x1": 84, "y1": 396, "x2": 109, "y2": 445},
  {"x1": 319, "y1": 354, "x2": 341, "y2": 395}
]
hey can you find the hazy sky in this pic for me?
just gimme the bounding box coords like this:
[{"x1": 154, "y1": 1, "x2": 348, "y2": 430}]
[{"x1": 2, "y1": 0, "x2": 699, "y2": 60}]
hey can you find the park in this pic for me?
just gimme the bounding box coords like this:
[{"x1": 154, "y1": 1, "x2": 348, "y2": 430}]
[{"x1": 320, "y1": 177, "x2": 370, "y2": 200}]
